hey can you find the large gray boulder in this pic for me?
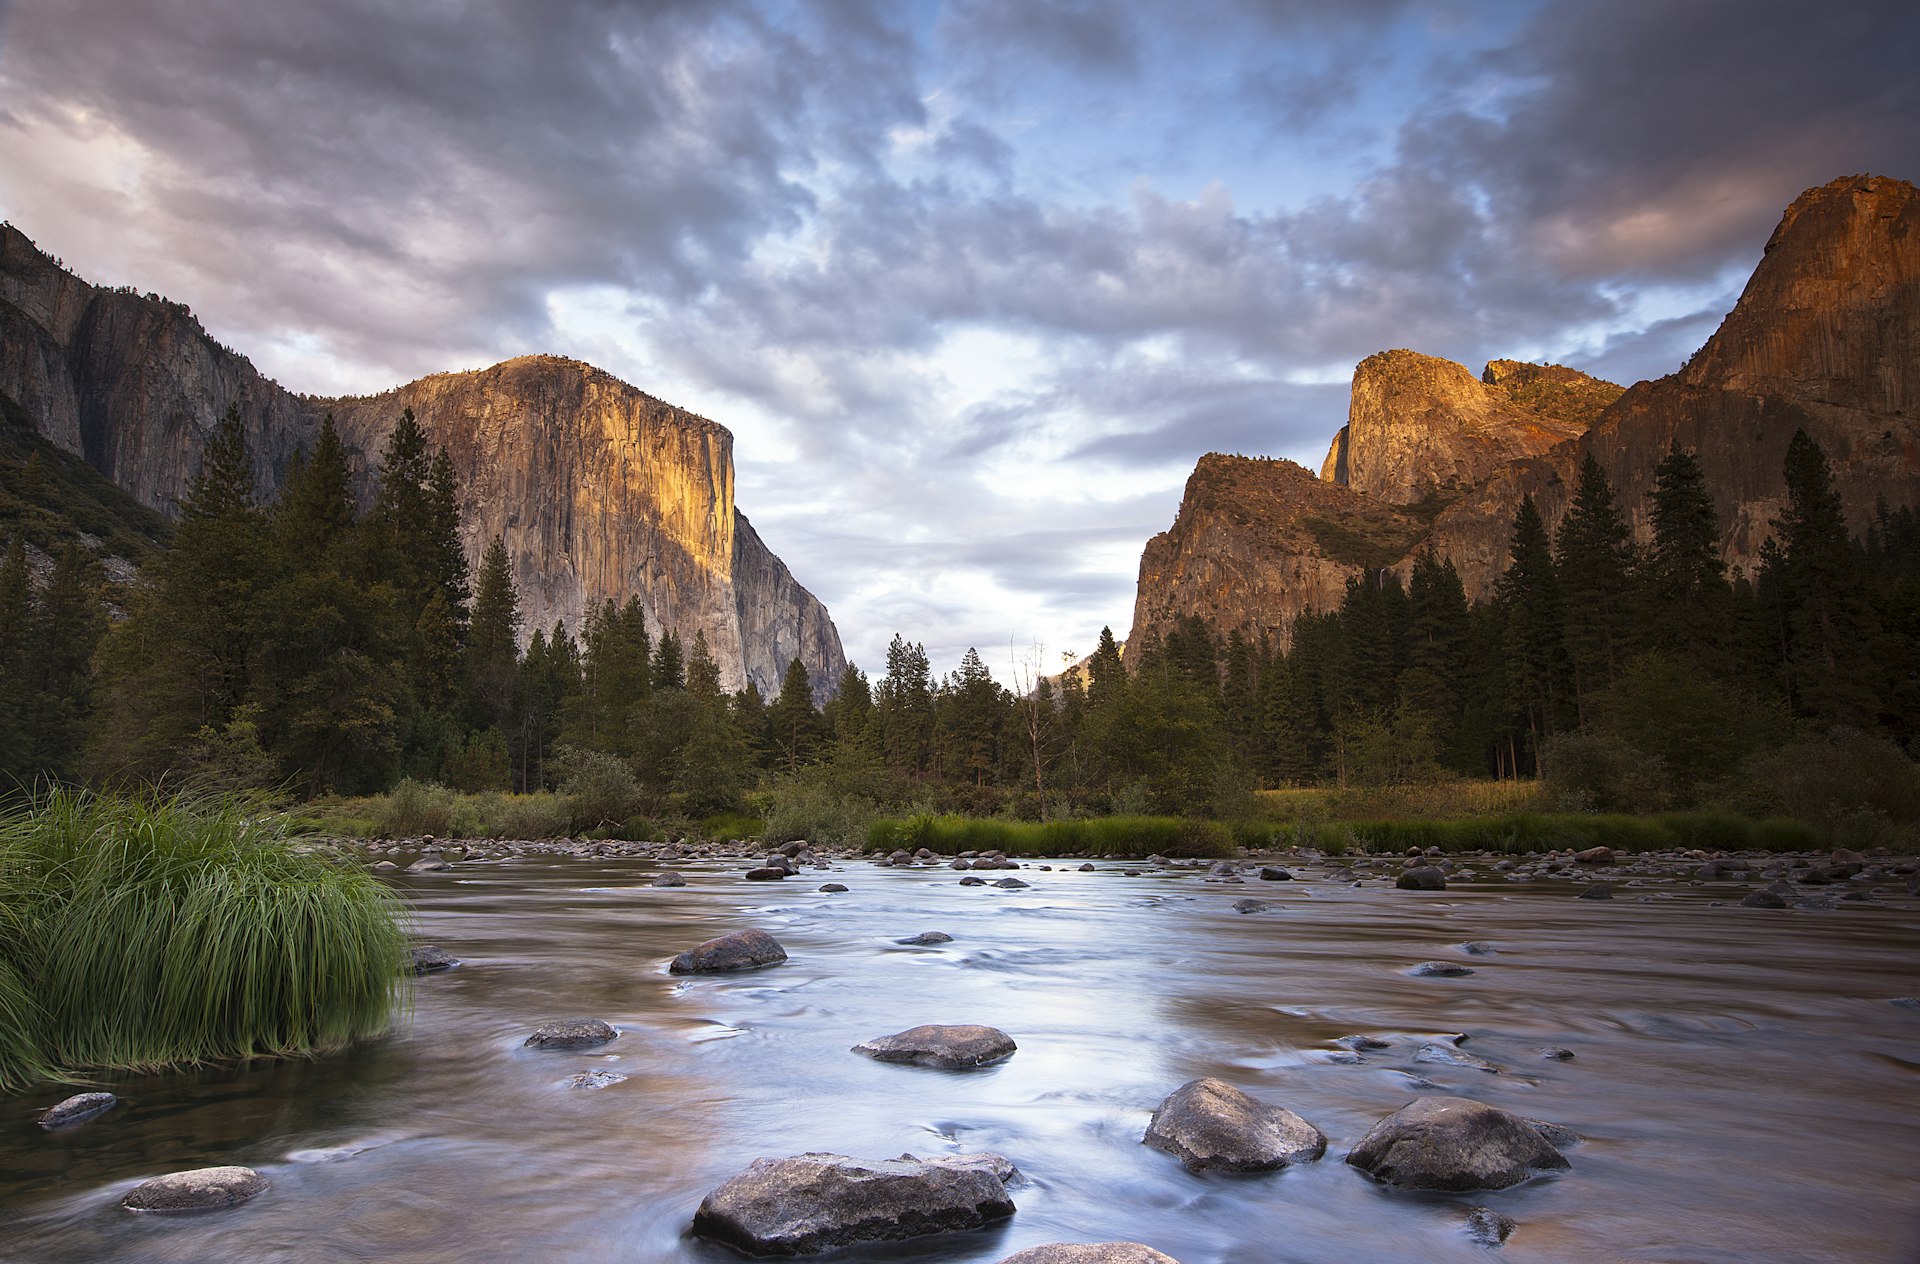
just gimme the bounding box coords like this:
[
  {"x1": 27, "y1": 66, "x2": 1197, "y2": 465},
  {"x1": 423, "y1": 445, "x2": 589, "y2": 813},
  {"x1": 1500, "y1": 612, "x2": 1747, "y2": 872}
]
[
  {"x1": 1142, "y1": 1077, "x2": 1326, "y2": 1172},
  {"x1": 122, "y1": 1166, "x2": 268, "y2": 1212},
  {"x1": 691, "y1": 1151, "x2": 1017, "y2": 1255},
  {"x1": 854, "y1": 1024, "x2": 1017, "y2": 1069},
  {"x1": 670, "y1": 929, "x2": 788, "y2": 974},
  {"x1": 997, "y1": 1246, "x2": 1180, "y2": 1263},
  {"x1": 1345, "y1": 1097, "x2": 1569, "y2": 1191},
  {"x1": 1397, "y1": 867, "x2": 1447, "y2": 890}
]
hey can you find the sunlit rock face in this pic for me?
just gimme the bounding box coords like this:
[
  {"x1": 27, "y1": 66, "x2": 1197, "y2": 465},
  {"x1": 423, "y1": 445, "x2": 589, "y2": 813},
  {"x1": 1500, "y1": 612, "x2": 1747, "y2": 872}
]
[
  {"x1": 1134, "y1": 174, "x2": 1920, "y2": 641},
  {"x1": 0, "y1": 231, "x2": 845, "y2": 698}
]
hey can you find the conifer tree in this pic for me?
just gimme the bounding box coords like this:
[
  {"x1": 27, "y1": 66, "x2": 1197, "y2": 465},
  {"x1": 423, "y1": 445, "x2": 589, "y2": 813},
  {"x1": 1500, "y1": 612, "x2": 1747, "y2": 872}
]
[
  {"x1": 651, "y1": 629, "x2": 685, "y2": 692},
  {"x1": 767, "y1": 657, "x2": 820, "y2": 773},
  {"x1": 875, "y1": 633, "x2": 933, "y2": 773},
  {"x1": 1496, "y1": 495, "x2": 1572, "y2": 766},
  {"x1": 26, "y1": 542, "x2": 106, "y2": 776},
  {"x1": 1085, "y1": 626, "x2": 1126, "y2": 710},
  {"x1": 1645, "y1": 444, "x2": 1729, "y2": 662},
  {"x1": 1553, "y1": 453, "x2": 1637, "y2": 714},
  {"x1": 1404, "y1": 549, "x2": 1474, "y2": 770},
  {"x1": 466, "y1": 536, "x2": 522, "y2": 734},
  {"x1": 275, "y1": 414, "x2": 355, "y2": 571}
]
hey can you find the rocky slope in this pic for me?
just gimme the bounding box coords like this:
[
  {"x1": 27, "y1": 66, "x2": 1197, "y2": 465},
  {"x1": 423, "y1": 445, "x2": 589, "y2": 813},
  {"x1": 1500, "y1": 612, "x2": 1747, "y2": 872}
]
[
  {"x1": 1129, "y1": 173, "x2": 1920, "y2": 647},
  {"x1": 0, "y1": 226, "x2": 845, "y2": 698}
]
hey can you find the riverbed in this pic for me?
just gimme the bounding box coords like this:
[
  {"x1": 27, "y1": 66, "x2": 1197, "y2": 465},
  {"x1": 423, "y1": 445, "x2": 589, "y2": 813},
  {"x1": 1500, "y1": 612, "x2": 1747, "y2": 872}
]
[{"x1": 5, "y1": 853, "x2": 1919, "y2": 1263}]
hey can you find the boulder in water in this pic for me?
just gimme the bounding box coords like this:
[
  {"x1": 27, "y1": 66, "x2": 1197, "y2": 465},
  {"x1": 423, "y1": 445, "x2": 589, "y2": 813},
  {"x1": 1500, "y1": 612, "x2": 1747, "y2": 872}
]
[
  {"x1": 408, "y1": 945, "x2": 459, "y2": 974},
  {"x1": 993, "y1": 876, "x2": 1031, "y2": 889},
  {"x1": 1409, "y1": 961, "x2": 1474, "y2": 977},
  {"x1": 691, "y1": 1151, "x2": 1016, "y2": 1255},
  {"x1": 744, "y1": 866, "x2": 787, "y2": 881},
  {"x1": 37, "y1": 1092, "x2": 117, "y2": 1130},
  {"x1": 670, "y1": 929, "x2": 788, "y2": 974},
  {"x1": 1345, "y1": 1096, "x2": 1570, "y2": 1191},
  {"x1": 896, "y1": 931, "x2": 954, "y2": 945},
  {"x1": 1466, "y1": 1207, "x2": 1517, "y2": 1246},
  {"x1": 1142, "y1": 1077, "x2": 1326, "y2": 1172},
  {"x1": 525, "y1": 1018, "x2": 618, "y2": 1049},
  {"x1": 651, "y1": 871, "x2": 687, "y2": 887},
  {"x1": 1397, "y1": 867, "x2": 1447, "y2": 891},
  {"x1": 853, "y1": 1024, "x2": 1016, "y2": 1069},
  {"x1": 122, "y1": 1166, "x2": 268, "y2": 1212},
  {"x1": 819, "y1": 882, "x2": 849, "y2": 893}
]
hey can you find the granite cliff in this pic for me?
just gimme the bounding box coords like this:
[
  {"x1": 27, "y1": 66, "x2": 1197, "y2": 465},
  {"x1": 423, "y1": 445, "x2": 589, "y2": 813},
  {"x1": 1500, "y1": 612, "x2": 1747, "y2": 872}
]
[
  {"x1": 1128, "y1": 174, "x2": 1920, "y2": 650},
  {"x1": 0, "y1": 227, "x2": 845, "y2": 699}
]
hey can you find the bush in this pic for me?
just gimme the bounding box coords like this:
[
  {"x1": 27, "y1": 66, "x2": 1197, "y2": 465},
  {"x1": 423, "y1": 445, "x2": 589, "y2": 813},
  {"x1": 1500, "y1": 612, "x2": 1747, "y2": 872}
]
[
  {"x1": 1740, "y1": 729, "x2": 1920, "y2": 835},
  {"x1": 552, "y1": 745, "x2": 642, "y2": 831},
  {"x1": 1540, "y1": 732, "x2": 1670, "y2": 813},
  {"x1": 376, "y1": 778, "x2": 456, "y2": 837},
  {"x1": 0, "y1": 791, "x2": 407, "y2": 1092}
]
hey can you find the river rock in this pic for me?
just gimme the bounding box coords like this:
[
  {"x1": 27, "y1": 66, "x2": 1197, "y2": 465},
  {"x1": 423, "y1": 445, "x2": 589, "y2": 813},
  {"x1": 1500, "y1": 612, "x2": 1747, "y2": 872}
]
[
  {"x1": 997, "y1": 1246, "x2": 1181, "y2": 1264},
  {"x1": 525, "y1": 1018, "x2": 618, "y2": 1048},
  {"x1": 994, "y1": 877, "x2": 1031, "y2": 889},
  {"x1": 566, "y1": 1070, "x2": 628, "y2": 1089},
  {"x1": 670, "y1": 929, "x2": 788, "y2": 973},
  {"x1": 959, "y1": 875, "x2": 987, "y2": 886},
  {"x1": 853, "y1": 1024, "x2": 1016, "y2": 1069},
  {"x1": 1231, "y1": 899, "x2": 1268, "y2": 914},
  {"x1": 819, "y1": 882, "x2": 849, "y2": 893},
  {"x1": 1397, "y1": 867, "x2": 1447, "y2": 891},
  {"x1": 1258, "y1": 866, "x2": 1293, "y2": 881},
  {"x1": 745, "y1": 866, "x2": 787, "y2": 881},
  {"x1": 651, "y1": 871, "x2": 687, "y2": 887},
  {"x1": 1410, "y1": 961, "x2": 1474, "y2": 977},
  {"x1": 122, "y1": 1166, "x2": 268, "y2": 1212},
  {"x1": 1457, "y1": 941, "x2": 1498, "y2": 955},
  {"x1": 406, "y1": 854, "x2": 452, "y2": 873},
  {"x1": 1577, "y1": 883, "x2": 1613, "y2": 900},
  {"x1": 1889, "y1": 997, "x2": 1920, "y2": 1014},
  {"x1": 1416, "y1": 1044, "x2": 1500, "y2": 1073},
  {"x1": 371, "y1": 859, "x2": 399, "y2": 871},
  {"x1": 1741, "y1": 888, "x2": 1789, "y2": 908},
  {"x1": 37, "y1": 1092, "x2": 117, "y2": 1130},
  {"x1": 1537, "y1": 1046, "x2": 1576, "y2": 1060},
  {"x1": 896, "y1": 931, "x2": 954, "y2": 945},
  {"x1": 1142, "y1": 1077, "x2": 1327, "y2": 1172},
  {"x1": 1079, "y1": 863, "x2": 1096, "y2": 872},
  {"x1": 1335, "y1": 1034, "x2": 1391, "y2": 1052},
  {"x1": 408, "y1": 945, "x2": 459, "y2": 974},
  {"x1": 691, "y1": 1151, "x2": 1016, "y2": 1255},
  {"x1": 1575, "y1": 846, "x2": 1614, "y2": 864},
  {"x1": 1345, "y1": 1097, "x2": 1570, "y2": 1191},
  {"x1": 1466, "y1": 1206, "x2": 1517, "y2": 1246}
]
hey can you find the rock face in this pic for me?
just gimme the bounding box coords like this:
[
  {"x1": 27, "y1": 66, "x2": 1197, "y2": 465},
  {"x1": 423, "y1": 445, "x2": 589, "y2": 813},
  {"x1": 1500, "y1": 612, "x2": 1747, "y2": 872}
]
[
  {"x1": 1345, "y1": 1097, "x2": 1570, "y2": 1191},
  {"x1": 1128, "y1": 175, "x2": 1920, "y2": 648},
  {"x1": 669, "y1": 929, "x2": 788, "y2": 974},
  {"x1": 1142, "y1": 1077, "x2": 1326, "y2": 1172},
  {"x1": 691, "y1": 1152, "x2": 1017, "y2": 1255},
  {"x1": 853, "y1": 1024, "x2": 1017, "y2": 1069},
  {"x1": 0, "y1": 227, "x2": 845, "y2": 700},
  {"x1": 122, "y1": 1166, "x2": 268, "y2": 1212}
]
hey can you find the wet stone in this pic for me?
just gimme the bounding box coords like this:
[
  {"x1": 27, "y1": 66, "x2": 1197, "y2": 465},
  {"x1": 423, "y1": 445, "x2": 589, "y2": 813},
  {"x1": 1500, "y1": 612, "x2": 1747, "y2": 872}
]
[
  {"x1": 651, "y1": 871, "x2": 687, "y2": 887},
  {"x1": 853, "y1": 1024, "x2": 1016, "y2": 1069},
  {"x1": 1078, "y1": 863, "x2": 1097, "y2": 872},
  {"x1": 1409, "y1": 961, "x2": 1475, "y2": 977},
  {"x1": 670, "y1": 929, "x2": 788, "y2": 974},
  {"x1": 122, "y1": 1166, "x2": 267, "y2": 1213},
  {"x1": 997, "y1": 1246, "x2": 1181, "y2": 1264},
  {"x1": 408, "y1": 945, "x2": 459, "y2": 974},
  {"x1": 1458, "y1": 941, "x2": 1498, "y2": 955},
  {"x1": 37, "y1": 1092, "x2": 117, "y2": 1130},
  {"x1": 1142, "y1": 1077, "x2": 1326, "y2": 1173},
  {"x1": 744, "y1": 866, "x2": 787, "y2": 881},
  {"x1": 525, "y1": 1018, "x2": 618, "y2": 1049},
  {"x1": 691, "y1": 1151, "x2": 1016, "y2": 1255},
  {"x1": 1345, "y1": 1097, "x2": 1570, "y2": 1191},
  {"x1": 1416, "y1": 1044, "x2": 1500, "y2": 1074},
  {"x1": 819, "y1": 883, "x2": 849, "y2": 893},
  {"x1": 1231, "y1": 899, "x2": 1268, "y2": 914},
  {"x1": 959, "y1": 876, "x2": 988, "y2": 887},
  {"x1": 1741, "y1": 889, "x2": 1790, "y2": 908},
  {"x1": 565, "y1": 1070, "x2": 628, "y2": 1089},
  {"x1": 1335, "y1": 1034, "x2": 1390, "y2": 1052},
  {"x1": 1577, "y1": 883, "x2": 1613, "y2": 900},
  {"x1": 1397, "y1": 867, "x2": 1447, "y2": 891},
  {"x1": 896, "y1": 931, "x2": 953, "y2": 945},
  {"x1": 1889, "y1": 997, "x2": 1920, "y2": 1014},
  {"x1": 1538, "y1": 1046, "x2": 1576, "y2": 1060},
  {"x1": 406, "y1": 855, "x2": 452, "y2": 873},
  {"x1": 993, "y1": 877, "x2": 1031, "y2": 889},
  {"x1": 1258, "y1": 867, "x2": 1293, "y2": 881},
  {"x1": 1466, "y1": 1207, "x2": 1517, "y2": 1247}
]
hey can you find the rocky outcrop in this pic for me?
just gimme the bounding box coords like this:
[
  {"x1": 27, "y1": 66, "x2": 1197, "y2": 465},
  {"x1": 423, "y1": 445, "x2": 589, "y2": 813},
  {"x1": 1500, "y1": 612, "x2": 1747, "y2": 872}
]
[
  {"x1": 1129, "y1": 174, "x2": 1920, "y2": 643},
  {"x1": 1322, "y1": 350, "x2": 1606, "y2": 506},
  {"x1": 0, "y1": 226, "x2": 845, "y2": 698}
]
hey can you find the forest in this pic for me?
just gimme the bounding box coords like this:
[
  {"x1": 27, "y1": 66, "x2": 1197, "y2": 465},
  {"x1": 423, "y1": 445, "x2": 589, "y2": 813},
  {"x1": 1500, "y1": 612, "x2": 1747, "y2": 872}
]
[{"x1": 2, "y1": 408, "x2": 1917, "y2": 845}]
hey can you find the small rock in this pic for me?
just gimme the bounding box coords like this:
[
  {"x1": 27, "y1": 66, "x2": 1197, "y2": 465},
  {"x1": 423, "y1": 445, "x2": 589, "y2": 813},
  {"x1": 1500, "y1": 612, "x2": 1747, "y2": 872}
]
[
  {"x1": 997, "y1": 1246, "x2": 1181, "y2": 1264},
  {"x1": 1258, "y1": 867, "x2": 1293, "y2": 881},
  {"x1": 993, "y1": 877, "x2": 1031, "y2": 889},
  {"x1": 1457, "y1": 941, "x2": 1498, "y2": 955},
  {"x1": 408, "y1": 945, "x2": 459, "y2": 974},
  {"x1": 959, "y1": 875, "x2": 987, "y2": 886},
  {"x1": 950, "y1": 858, "x2": 973, "y2": 870},
  {"x1": 565, "y1": 1070, "x2": 628, "y2": 1089},
  {"x1": 1078, "y1": 863, "x2": 1096, "y2": 872},
  {"x1": 1409, "y1": 961, "x2": 1475, "y2": 977},
  {"x1": 1345, "y1": 1097, "x2": 1570, "y2": 1191},
  {"x1": 1142, "y1": 1077, "x2": 1326, "y2": 1172},
  {"x1": 1466, "y1": 1207, "x2": 1517, "y2": 1247},
  {"x1": 1740, "y1": 889, "x2": 1789, "y2": 909},
  {"x1": 744, "y1": 866, "x2": 787, "y2": 881},
  {"x1": 1888, "y1": 997, "x2": 1920, "y2": 1013},
  {"x1": 525, "y1": 1018, "x2": 618, "y2": 1049},
  {"x1": 853, "y1": 1024, "x2": 1016, "y2": 1069},
  {"x1": 1526, "y1": 1118, "x2": 1581, "y2": 1148},
  {"x1": 36, "y1": 1092, "x2": 117, "y2": 1130},
  {"x1": 1231, "y1": 899, "x2": 1268, "y2": 914},
  {"x1": 1335, "y1": 1034, "x2": 1390, "y2": 1052},
  {"x1": 122, "y1": 1166, "x2": 267, "y2": 1213},
  {"x1": 1324, "y1": 1050, "x2": 1363, "y2": 1065},
  {"x1": 1537, "y1": 1046, "x2": 1576, "y2": 1060},
  {"x1": 1122, "y1": 868, "x2": 1143, "y2": 877},
  {"x1": 670, "y1": 929, "x2": 788, "y2": 974},
  {"x1": 651, "y1": 871, "x2": 687, "y2": 887},
  {"x1": 1576, "y1": 883, "x2": 1613, "y2": 901},
  {"x1": 406, "y1": 855, "x2": 451, "y2": 873},
  {"x1": 1416, "y1": 1044, "x2": 1500, "y2": 1074},
  {"x1": 370, "y1": 859, "x2": 398, "y2": 871},
  {"x1": 1574, "y1": 846, "x2": 1614, "y2": 864},
  {"x1": 1397, "y1": 867, "x2": 1447, "y2": 891},
  {"x1": 819, "y1": 882, "x2": 849, "y2": 893},
  {"x1": 691, "y1": 1151, "x2": 1016, "y2": 1255},
  {"x1": 896, "y1": 930, "x2": 953, "y2": 944}
]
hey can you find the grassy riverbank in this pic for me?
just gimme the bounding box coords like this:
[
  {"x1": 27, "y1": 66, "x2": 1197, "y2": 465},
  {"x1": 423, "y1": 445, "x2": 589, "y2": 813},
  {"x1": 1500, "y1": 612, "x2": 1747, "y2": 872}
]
[{"x1": 0, "y1": 792, "x2": 408, "y2": 1093}]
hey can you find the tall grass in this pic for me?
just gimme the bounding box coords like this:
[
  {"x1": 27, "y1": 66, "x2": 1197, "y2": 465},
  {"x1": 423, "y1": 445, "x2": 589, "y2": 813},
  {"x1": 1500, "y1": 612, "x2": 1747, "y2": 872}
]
[{"x1": 0, "y1": 791, "x2": 408, "y2": 1093}]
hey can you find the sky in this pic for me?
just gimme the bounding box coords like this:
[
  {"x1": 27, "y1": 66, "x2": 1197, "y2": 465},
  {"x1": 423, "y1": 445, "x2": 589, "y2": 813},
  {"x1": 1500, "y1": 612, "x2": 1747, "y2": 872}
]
[{"x1": 1, "y1": 0, "x2": 1915, "y2": 683}]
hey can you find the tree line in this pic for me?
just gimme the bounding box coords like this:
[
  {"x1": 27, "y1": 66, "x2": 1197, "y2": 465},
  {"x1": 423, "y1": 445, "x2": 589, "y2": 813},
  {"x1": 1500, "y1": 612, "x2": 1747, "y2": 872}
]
[{"x1": 2, "y1": 416, "x2": 1915, "y2": 827}]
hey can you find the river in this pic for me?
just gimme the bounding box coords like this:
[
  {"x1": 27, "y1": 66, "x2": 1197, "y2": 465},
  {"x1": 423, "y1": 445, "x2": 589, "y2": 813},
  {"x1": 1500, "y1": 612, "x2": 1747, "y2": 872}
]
[{"x1": 5, "y1": 852, "x2": 1918, "y2": 1263}]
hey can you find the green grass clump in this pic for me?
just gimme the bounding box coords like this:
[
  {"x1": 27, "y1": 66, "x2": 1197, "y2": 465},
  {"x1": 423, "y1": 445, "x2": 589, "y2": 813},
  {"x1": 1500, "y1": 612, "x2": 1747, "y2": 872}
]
[
  {"x1": 866, "y1": 815, "x2": 1228, "y2": 858},
  {"x1": 0, "y1": 790, "x2": 408, "y2": 1093},
  {"x1": 1332, "y1": 812, "x2": 1815, "y2": 855},
  {"x1": 700, "y1": 813, "x2": 765, "y2": 842}
]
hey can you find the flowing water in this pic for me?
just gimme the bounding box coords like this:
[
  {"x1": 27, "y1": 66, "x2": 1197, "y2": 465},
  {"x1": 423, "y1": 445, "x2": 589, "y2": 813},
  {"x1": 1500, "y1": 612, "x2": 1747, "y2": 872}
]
[{"x1": 4, "y1": 854, "x2": 1919, "y2": 1263}]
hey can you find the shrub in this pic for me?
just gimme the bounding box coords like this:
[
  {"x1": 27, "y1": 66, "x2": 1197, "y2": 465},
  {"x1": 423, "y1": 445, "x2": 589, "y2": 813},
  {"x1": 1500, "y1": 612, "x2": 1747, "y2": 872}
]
[
  {"x1": 0, "y1": 791, "x2": 407, "y2": 1092},
  {"x1": 375, "y1": 778, "x2": 456, "y2": 838},
  {"x1": 1540, "y1": 732, "x2": 1670, "y2": 813},
  {"x1": 1740, "y1": 729, "x2": 1920, "y2": 834},
  {"x1": 551, "y1": 745, "x2": 642, "y2": 831},
  {"x1": 495, "y1": 792, "x2": 572, "y2": 840}
]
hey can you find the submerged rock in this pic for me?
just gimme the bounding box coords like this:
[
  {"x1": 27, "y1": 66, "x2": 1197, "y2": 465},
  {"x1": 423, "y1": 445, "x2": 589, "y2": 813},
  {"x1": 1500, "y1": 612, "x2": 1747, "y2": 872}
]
[
  {"x1": 997, "y1": 1246, "x2": 1181, "y2": 1264},
  {"x1": 122, "y1": 1166, "x2": 267, "y2": 1212},
  {"x1": 1415, "y1": 1044, "x2": 1500, "y2": 1074},
  {"x1": 525, "y1": 1018, "x2": 618, "y2": 1049},
  {"x1": 1335, "y1": 1034, "x2": 1391, "y2": 1052},
  {"x1": 1231, "y1": 899, "x2": 1268, "y2": 914},
  {"x1": 565, "y1": 1070, "x2": 628, "y2": 1089},
  {"x1": 1397, "y1": 867, "x2": 1447, "y2": 890},
  {"x1": 1537, "y1": 1046, "x2": 1576, "y2": 1060},
  {"x1": 1741, "y1": 889, "x2": 1789, "y2": 908},
  {"x1": 691, "y1": 1151, "x2": 1016, "y2": 1255},
  {"x1": 897, "y1": 930, "x2": 954, "y2": 944},
  {"x1": 406, "y1": 854, "x2": 452, "y2": 873},
  {"x1": 959, "y1": 875, "x2": 988, "y2": 887},
  {"x1": 853, "y1": 1024, "x2": 1016, "y2": 1069},
  {"x1": 1345, "y1": 1097, "x2": 1570, "y2": 1191},
  {"x1": 1466, "y1": 1206, "x2": 1517, "y2": 1247},
  {"x1": 408, "y1": 945, "x2": 459, "y2": 974},
  {"x1": 1576, "y1": 883, "x2": 1613, "y2": 900},
  {"x1": 1142, "y1": 1077, "x2": 1326, "y2": 1172},
  {"x1": 1457, "y1": 941, "x2": 1498, "y2": 955},
  {"x1": 1409, "y1": 961, "x2": 1475, "y2": 977},
  {"x1": 670, "y1": 929, "x2": 788, "y2": 974},
  {"x1": 37, "y1": 1092, "x2": 117, "y2": 1130}
]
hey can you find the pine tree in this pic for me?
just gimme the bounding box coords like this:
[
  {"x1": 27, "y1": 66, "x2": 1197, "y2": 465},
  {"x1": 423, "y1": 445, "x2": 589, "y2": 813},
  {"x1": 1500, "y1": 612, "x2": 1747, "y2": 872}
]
[
  {"x1": 1404, "y1": 549, "x2": 1475, "y2": 771},
  {"x1": 941, "y1": 648, "x2": 1003, "y2": 787},
  {"x1": 466, "y1": 536, "x2": 522, "y2": 734},
  {"x1": 275, "y1": 414, "x2": 355, "y2": 571},
  {"x1": 1496, "y1": 495, "x2": 1572, "y2": 767},
  {"x1": 1553, "y1": 453, "x2": 1637, "y2": 715},
  {"x1": 25, "y1": 542, "x2": 106, "y2": 776},
  {"x1": 1645, "y1": 444, "x2": 1730, "y2": 664},
  {"x1": 875, "y1": 633, "x2": 933, "y2": 773},
  {"x1": 767, "y1": 657, "x2": 820, "y2": 773},
  {"x1": 1085, "y1": 626, "x2": 1126, "y2": 710},
  {"x1": 652, "y1": 629, "x2": 685, "y2": 692}
]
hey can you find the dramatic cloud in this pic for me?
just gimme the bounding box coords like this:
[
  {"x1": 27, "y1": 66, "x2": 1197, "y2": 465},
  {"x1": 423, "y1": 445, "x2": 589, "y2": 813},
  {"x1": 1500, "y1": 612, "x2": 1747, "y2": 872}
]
[{"x1": 1, "y1": 0, "x2": 1913, "y2": 678}]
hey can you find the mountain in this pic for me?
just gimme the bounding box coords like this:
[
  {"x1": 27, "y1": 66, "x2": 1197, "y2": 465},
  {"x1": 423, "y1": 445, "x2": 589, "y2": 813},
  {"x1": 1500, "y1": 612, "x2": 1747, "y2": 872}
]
[
  {"x1": 1127, "y1": 173, "x2": 1920, "y2": 652},
  {"x1": 0, "y1": 227, "x2": 845, "y2": 699}
]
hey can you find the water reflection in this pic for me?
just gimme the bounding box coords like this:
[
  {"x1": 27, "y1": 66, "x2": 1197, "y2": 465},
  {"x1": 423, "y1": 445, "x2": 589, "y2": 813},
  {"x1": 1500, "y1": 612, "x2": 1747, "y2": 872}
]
[{"x1": 4, "y1": 855, "x2": 1918, "y2": 1263}]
